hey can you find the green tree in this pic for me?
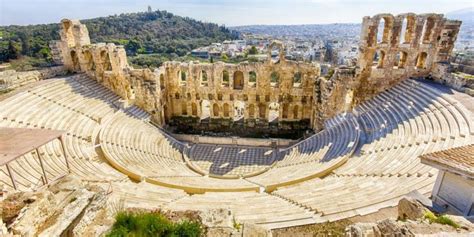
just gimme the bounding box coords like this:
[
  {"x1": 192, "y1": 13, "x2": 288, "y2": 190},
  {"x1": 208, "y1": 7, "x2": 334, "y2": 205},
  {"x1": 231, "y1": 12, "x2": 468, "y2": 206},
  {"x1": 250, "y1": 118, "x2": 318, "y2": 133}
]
[
  {"x1": 125, "y1": 39, "x2": 142, "y2": 56},
  {"x1": 248, "y1": 45, "x2": 258, "y2": 55},
  {"x1": 221, "y1": 53, "x2": 229, "y2": 61}
]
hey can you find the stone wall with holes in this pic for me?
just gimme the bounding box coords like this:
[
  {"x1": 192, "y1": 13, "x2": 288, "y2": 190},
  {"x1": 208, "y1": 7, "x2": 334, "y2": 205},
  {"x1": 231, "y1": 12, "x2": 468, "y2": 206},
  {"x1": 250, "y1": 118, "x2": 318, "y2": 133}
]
[
  {"x1": 158, "y1": 58, "x2": 319, "y2": 131},
  {"x1": 55, "y1": 13, "x2": 463, "y2": 133},
  {"x1": 352, "y1": 13, "x2": 461, "y2": 104}
]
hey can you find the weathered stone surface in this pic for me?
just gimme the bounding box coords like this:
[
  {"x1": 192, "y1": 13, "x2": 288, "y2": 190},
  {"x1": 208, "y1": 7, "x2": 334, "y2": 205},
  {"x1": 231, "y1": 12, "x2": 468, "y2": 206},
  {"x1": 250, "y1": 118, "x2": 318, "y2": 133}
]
[
  {"x1": 373, "y1": 219, "x2": 413, "y2": 236},
  {"x1": 0, "y1": 66, "x2": 66, "y2": 92},
  {"x1": 199, "y1": 208, "x2": 233, "y2": 229},
  {"x1": 9, "y1": 191, "x2": 57, "y2": 237},
  {"x1": 345, "y1": 222, "x2": 377, "y2": 237},
  {"x1": 242, "y1": 223, "x2": 273, "y2": 237},
  {"x1": 38, "y1": 189, "x2": 95, "y2": 237},
  {"x1": 398, "y1": 197, "x2": 429, "y2": 221}
]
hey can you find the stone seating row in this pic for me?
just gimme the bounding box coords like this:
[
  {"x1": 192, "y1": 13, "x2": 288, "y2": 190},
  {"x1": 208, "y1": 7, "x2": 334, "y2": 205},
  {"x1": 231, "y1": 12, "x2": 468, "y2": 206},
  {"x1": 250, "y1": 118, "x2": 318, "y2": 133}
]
[{"x1": 273, "y1": 174, "x2": 436, "y2": 222}]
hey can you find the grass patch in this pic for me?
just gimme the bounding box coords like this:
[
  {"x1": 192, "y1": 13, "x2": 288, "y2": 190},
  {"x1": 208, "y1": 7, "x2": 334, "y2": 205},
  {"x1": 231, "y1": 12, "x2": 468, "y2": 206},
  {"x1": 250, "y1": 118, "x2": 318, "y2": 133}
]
[
  {"x1": 423, "y1": 211, "x2": 460, "y2": 229},
  {"x1": 106, "y1": 211, "x2": 202, "y2": 237}
]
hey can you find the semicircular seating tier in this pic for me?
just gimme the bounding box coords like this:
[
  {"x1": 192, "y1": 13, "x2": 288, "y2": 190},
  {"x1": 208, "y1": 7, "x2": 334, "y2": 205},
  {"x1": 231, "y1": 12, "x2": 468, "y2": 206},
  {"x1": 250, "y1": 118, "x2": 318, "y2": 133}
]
[
  {"x1": 0, "y1": 75, "x2": 131, "y2": 190},
  {"x1": 1, "y1": 74, "x2": 473, "y2": 229}
]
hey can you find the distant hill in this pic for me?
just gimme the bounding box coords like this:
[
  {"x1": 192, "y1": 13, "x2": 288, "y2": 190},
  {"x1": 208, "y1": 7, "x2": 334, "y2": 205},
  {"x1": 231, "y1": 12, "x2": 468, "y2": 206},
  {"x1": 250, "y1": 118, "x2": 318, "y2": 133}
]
[{"x1": 0, "y1": 10, "x2": 239, "y2": 67}]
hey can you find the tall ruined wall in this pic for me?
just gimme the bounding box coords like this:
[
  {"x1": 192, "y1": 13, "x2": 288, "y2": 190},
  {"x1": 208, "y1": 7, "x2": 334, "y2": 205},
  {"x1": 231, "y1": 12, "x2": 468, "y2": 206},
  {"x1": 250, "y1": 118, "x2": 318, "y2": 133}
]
[
  {"x1": 54, "y1": 13, "x2": 462, "y2": 133},
  {"x1": 352, "y1": 13, "x2": 461, "y2": 104},
  {"x1": 159, "y1": 58, "x2": 319, "y2": 128}
]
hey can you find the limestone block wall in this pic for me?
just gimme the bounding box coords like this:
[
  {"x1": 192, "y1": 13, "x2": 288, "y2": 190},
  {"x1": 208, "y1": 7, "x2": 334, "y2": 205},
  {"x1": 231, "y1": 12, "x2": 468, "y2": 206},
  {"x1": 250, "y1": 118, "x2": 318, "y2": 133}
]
[
  {"x1": 352, "y1": 13, "x2": 461, "y2": 104},
  {"x1": 54, "y1": 12, "x2": 462, "y2": 133},
  {"x1": 159, "y1": 59, "x2": 319, "y2": 128}
]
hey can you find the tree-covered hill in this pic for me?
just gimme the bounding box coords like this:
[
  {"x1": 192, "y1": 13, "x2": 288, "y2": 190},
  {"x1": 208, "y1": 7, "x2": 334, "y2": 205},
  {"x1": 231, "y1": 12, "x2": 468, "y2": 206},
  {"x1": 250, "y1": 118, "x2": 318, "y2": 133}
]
[{"x1": 0, "y1": 10, "x2": 239, "y2": 69}]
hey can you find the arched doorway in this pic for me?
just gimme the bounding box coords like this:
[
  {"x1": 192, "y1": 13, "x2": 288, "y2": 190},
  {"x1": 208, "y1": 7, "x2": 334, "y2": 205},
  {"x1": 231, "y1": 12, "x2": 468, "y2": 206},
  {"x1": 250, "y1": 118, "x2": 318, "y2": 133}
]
[{"x1": 233, "y1": 71, "x2": 244, "y2": 89}]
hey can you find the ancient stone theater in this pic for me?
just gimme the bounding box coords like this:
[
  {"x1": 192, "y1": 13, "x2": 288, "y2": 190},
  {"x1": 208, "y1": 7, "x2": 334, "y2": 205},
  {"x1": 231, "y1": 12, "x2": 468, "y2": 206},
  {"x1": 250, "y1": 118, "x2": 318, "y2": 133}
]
[{"x1": 1, "y1": 12, "x2": 473, "y2": 235}]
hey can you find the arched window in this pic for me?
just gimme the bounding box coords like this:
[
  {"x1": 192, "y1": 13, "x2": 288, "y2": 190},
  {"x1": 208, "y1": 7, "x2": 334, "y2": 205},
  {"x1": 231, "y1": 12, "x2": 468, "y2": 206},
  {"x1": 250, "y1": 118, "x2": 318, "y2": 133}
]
[
  {"x1": 416, "y1": 52, "x2": 428, "y2": 69},
  {"x1": 192, "y1": 103, "x2": 198, "y2": 116},
  {"x1": 377, "y1": 18, "x2": 386, "y2": 44},
  {"x1": 400, "y1": 16, "x2": 415, "y2": 44},
  {"x1": 180, "y1": 71, "x2": 187, "y2": 85},
  {"x1": 248, "y1": 104, "x2": 255, "y2": 118},
  {"x1": 394, "y1": 52, "x2": 408, "y2": 68},
  {"x1": 83, "y1": 50, "x2": 94, "y2": 71},
  {"x1": 270, "y1": 72, "x2": 279, "y2": 87},
  {"x1": 160, "y1": 74, "x2": 165, "y2": 90},
  {"x1": 373, "y1": 50, "x2": 385, "y2": 68},
  {"x1": 70, "y1": 50, "x2": 80, "y2": 71},
  {"x1": 282, "y1": 104, "x2": 289, "y2": 119},
  {"x1": 100, "y1": 50, "x2": 112, "y2": 71},
  {"x1": 222, "y1": 70, "x2": 229, "y2": 87},
  {"x1": 421, "y1": 17, "x2": 435, "y2": 44},
  {"x1": 249, "y1": 71, "x2": 257, "y2": 87},
  {"x1": 213, "y1": 104, "x2": 219, "y2": 117},
  {"x1": 175, "y1": 93, "x2": 180, "y2": 99},
  {"x1": 233, "y1": 71, "x2": 244, "y2": 90},
  {"x1": 201, "y1": 70, "x2": 208, "y2": 86},
  {"x1": 259, "y1": 104, "x2": 266, "y2": 119},
  {"x1": 181, "y1": 102, "x2": 187, "y2": 115},
  {"x1": 293, "y1": 72, "x2": 302, "y2": 87},
  {"x1": 293, "y1": 105, "x2": 299, "y2": 119},
  {"x1": 223, "y1": 103, "x2": 230, "y2": 117}
]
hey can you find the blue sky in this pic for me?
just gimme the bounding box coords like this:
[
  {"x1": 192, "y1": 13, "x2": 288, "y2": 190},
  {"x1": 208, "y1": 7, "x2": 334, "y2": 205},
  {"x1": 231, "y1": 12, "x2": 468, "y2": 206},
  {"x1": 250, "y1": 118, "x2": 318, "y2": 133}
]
[{"x1": 0, "y1": 0, "x2": 472, "y2": 26}]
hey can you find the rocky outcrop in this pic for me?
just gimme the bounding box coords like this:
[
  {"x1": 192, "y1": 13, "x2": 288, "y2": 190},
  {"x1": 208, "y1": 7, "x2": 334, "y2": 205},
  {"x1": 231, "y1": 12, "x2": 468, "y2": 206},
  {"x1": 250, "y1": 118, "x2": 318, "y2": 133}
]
[
  {"x1": 398, "y1": 197, "x2": 430, "y2": 221},
  {"x1": 345, "y1": 197, "x2": 474, "y2": 237}
]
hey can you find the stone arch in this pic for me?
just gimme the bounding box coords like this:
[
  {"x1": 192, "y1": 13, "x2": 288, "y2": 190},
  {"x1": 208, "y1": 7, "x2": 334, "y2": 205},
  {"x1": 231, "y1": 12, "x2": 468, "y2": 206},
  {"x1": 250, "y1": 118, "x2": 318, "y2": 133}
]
[
  {"x1": 293, "y1": 72, "x2": 302, "y2": 87},
  {"x1": 259, "y1": 104, "x2": 266, "y2": 119},
  {"x1": 268, "y1": 102, "x2": 280, "y2": 122},
  {"x1": 293, "y1": 105, "x2": 299, "y2": 119},
  {"x1": 233, "y1": 71, "x2": 244, "y2": 90},
  {"x1": 82, "y1": 50, "x2": 94, "y2": 71},
  {"x1": 248, "y1": 104, "x2": 255, "y2": 118},
  {"x1": 376, "y1": 15, "x2": 394, "y2": 44},
  {"x1": 394, "y1": 51, "x2": 408, "y2": 68},
  {"x1": 373, "y1": 50, "x2": 386, "y2": 68},
  {"x1": 70, "y1": 50, "x2": 80, "y2": 71},
  {"x1": 192, "y1": 103, "x2": 198, "y2": 116},
  {"x1": 181, "y1": 102, "x2": 188, "y2": 115},
  {"x1": 416, "y1": 52, "x2": 428, "y2": 69},
  {"x1": 213, "y1": 104, "x2": 220, "y2": 117},
  {"x1": 100, "y1": 50, "x2": 112, "y2": 71},
  {"x1": 61, "y1": 19, "x2": 75, "y2": 47},
  {"x1": 270, "y1": 72, "x2": 279, "y2": 87},
  {"x1": 201, "y1": 70, "x2": 208, "y2": 86},
  {"x1": 160, "y1": 74, "x2": 165, "y2": 90},
  {"x1": 223, "y1": 103, "x2": 230, "y2": 117},
  {"x1": 249, "y1": 71, "x2": 257, "y2": 87},
  {"x1": 399, "y1": 15, "x2": 415, "y2": 44},
  {"x1": 222, "y1": 70, "x2": 230, "y2": 87},
  {"x1": 201, "y1": 100, "x2": 211, "y2": 119},
  {"x1": 282, "y1": 104, "x2": 289, "y2": 119},
  {"x1": 179, "y1": 71, "x2": 187, "y2": 85},
  {"x1": 268, "y1": 41, "x2": 285, "y2": 63},
  {"x1": 421, "y1": 16, "x2": 436, "y2": 44}
]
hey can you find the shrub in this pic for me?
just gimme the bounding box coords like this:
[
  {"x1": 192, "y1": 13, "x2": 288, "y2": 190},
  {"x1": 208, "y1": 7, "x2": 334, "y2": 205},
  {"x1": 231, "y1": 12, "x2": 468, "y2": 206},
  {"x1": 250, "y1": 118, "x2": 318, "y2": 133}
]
[
  {"x1": 107, "y1": 211, "x2": 202, "y2": 237},
  {"x1": 173, "y1": 220, "x2": 202, "y2": 237},
  {"x1": 423, "y1": 211, "x2": 460, "y2": 229}
]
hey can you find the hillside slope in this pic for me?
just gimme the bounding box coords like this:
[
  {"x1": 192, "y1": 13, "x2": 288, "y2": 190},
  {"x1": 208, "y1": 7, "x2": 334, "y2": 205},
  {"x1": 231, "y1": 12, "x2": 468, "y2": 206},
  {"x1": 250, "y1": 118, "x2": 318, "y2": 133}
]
[{"x1": 0, "y1": 10, "x2": 239, "y2": 68}]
